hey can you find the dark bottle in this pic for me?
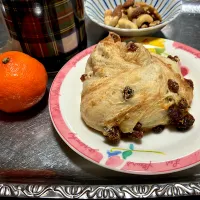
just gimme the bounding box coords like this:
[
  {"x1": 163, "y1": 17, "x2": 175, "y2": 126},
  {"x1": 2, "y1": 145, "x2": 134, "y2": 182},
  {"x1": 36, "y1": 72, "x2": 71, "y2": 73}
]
[{"x1": 0, "y1": 0, "x2": 87, "y2": 73}]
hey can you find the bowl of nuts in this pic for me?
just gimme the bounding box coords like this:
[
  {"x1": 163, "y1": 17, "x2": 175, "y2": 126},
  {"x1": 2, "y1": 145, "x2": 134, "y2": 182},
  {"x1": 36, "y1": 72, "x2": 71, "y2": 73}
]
[{"x1": 85, "y1": 0, "x2": 182, "y2": 36}]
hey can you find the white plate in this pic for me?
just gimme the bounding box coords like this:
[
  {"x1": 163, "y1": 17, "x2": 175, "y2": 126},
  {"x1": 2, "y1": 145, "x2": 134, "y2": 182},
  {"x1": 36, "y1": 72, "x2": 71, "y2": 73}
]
[{"x1": 49, "y1": 37, "x2": 200, "y2": 175}]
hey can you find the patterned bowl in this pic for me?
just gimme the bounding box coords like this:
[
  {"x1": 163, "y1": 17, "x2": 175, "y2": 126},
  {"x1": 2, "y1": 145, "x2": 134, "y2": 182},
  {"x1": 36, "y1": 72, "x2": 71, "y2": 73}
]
[{"x1": 85, "y1": 0, "x2": 182, "y2": 36}]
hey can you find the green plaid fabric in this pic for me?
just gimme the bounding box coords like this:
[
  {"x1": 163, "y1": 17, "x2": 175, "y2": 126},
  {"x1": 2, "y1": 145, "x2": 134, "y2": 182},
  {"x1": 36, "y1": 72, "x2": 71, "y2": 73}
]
[{"x1": 1, "y1": 0, "x2": 86, "y2": 58}]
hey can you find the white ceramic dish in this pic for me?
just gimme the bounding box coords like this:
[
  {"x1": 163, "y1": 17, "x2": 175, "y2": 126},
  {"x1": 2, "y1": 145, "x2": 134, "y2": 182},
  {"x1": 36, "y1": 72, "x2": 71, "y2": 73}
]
[
  {"x1": 49, "y1": 37, "x2": 200, "y2": 175},
  {"x1": 85, "y1": 0, "x2": 182, "y2": 36}
]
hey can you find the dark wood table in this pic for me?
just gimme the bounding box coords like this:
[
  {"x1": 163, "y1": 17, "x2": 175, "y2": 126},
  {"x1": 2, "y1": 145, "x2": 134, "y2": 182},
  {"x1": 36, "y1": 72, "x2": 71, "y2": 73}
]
[{"x1": 0, "y1": 0, "x2": 200, "y2": 198}]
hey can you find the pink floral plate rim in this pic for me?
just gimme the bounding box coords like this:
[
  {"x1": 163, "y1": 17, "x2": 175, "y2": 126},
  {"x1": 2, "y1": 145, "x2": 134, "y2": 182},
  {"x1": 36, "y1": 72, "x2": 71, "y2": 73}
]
[{"x1": 49, "y1": 38, "x2": 200, "y2": 175}]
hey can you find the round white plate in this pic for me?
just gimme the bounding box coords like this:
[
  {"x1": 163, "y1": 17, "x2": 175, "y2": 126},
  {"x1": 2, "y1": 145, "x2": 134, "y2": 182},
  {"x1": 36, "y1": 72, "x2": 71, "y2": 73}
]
[{"x1": 49, "y1": 37, "x2": 200, "y2": 175}]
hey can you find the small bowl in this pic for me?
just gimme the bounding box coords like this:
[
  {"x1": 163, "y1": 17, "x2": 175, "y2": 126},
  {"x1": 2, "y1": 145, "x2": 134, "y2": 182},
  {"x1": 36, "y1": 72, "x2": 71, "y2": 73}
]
[{"x1": 85, "y1": 0, "x2": 182, "y2": 37}]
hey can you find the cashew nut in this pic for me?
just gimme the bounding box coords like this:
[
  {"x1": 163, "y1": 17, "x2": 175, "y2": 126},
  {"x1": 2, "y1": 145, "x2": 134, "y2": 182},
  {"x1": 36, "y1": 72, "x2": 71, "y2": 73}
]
[
  {"x1": 105, "y1": 10, "x2": 112, "y2": 17},
  {"x1": 141, "y1": 24, "x2": 148, "y2": 28},
  {"x1": 127, "y1": 6, "x2": 135, "y2": 20},
  {"x1": 117, "y1": 18, "x2": 138, "y2": 29},
  {"x1": 132, "y1": 18, "x2": 137, "y2": 24},
  {"x1": 136, "y1": 14, "x2": 153, "y2": 28},
  {"x1": 104, "y1": 10, "x2": 119, "y2": 27},
  {"x1": 122, "y1": 13, "x2": 128, "y2": 19},
  {"x1": 149, "y1": 20, "x2": 161, "y2": 27}
]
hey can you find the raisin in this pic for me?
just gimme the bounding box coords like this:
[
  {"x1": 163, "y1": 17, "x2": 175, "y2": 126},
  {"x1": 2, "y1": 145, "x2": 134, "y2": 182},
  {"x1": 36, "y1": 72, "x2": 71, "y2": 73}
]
[
  {"x1": 80, "y1": 74, "x2": 87, "y2": 82},
  {"x1": 122, "y1": 0, "x2": 135, "y2": 8},
  {"x1": 123, "y1": 86, "x2": 134, "y2": 100},
  {"x1": 168, "y1": 79, "x2": 179, "y2": 93},
  {"x1": 127, "y1": 131, "x2": 144, "y2": 139},
  {"x1": 104, "y1": 127, "x2": 121, "y2": 144},
  {"x1": 168, "y1": 104, "x2": 183, "y2": 123},
  {"x1": 168, "y1": 55, "x2": 180, "y2": 62},
  {"x1": 134, "y1": 122, "x2": 142, "y2": 131},
  {"x1": 176, "y1": 113, "x2": 195, "y2": 131},
  {"x1": 178, "y1": 98, "x2": 188, "y2": 110},
  {"x1": 110, "y1": 32, "x2": 121, "y2": 43},
  {"x1": 152, "y1": 125, "x2": 165, "y2": 133},
  {"x1": 127, "y1": 42, "x2": 138, "y2": 52},
  {"x1": 185, "y1": 78, "x2": 194, "y2": 89},
  {"x1": 168, "y1": 104, "x2": 195, "y2": 131}
]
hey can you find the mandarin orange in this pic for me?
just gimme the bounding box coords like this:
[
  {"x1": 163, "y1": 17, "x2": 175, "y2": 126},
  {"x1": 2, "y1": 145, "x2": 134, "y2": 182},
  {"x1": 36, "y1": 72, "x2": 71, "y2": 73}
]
[{"x1": 0, "y1": 51, "x2": 48, "y2": 113}]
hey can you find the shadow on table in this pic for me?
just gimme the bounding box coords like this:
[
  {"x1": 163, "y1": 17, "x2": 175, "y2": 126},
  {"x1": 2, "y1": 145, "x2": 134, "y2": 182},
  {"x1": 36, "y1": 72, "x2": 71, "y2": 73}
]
[
  {"x1": 152, "y1": 31, "x2": 167, "y2": 39},
  {"x1": 0, "y1": 89, "x2": 49, "y2": 122}
]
